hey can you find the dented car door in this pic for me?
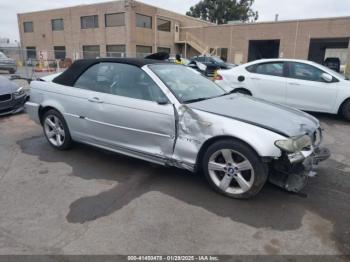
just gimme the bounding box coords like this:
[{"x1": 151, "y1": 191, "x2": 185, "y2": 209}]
[{"x1": 73, "y1": 62, "x2": 176, "y2": 158}]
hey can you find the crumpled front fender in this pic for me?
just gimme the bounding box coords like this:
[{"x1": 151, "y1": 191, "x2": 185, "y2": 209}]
[{"x1": 172, "y1": 105, "x2": 286, "y2": 169}]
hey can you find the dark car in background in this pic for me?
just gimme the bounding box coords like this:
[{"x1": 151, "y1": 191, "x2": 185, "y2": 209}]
[
  {"x1": 190, "y1": 55, "x2": 235, "y2": 76},
  {"x1": 323, "y1": 57, "x2": 341, "y2": 73},
  {"x1": 0, "y1": 76, "x2": 27, "y2": 116},
  {"x1": 144, "y1": 52, "x2": 235, "y2": 78},
  {"x1": 0, "y1": 52, "x2": 17, "y2": 74}
]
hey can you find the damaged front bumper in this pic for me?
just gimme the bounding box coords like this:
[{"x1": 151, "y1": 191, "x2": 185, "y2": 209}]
[
  {"x1": 0, "y1": 94, "x2": 28, "y2": 116},
  {"x1": 269, "y1": 146, "x2": 331, "y2": 193}
]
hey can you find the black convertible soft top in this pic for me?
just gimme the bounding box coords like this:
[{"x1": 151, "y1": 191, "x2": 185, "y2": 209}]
[{"x1": 53, "y1": 58, "x2": 167, "y2": 87}]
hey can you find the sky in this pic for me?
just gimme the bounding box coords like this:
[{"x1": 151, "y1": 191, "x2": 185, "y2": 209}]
[{"x1": 1, "y1": 0, "x2": 350, "y2": 42}]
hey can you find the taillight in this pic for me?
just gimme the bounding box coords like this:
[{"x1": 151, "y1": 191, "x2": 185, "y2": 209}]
[{"x1": 213, "y1": 73, "x2": 223, "y2": 81}]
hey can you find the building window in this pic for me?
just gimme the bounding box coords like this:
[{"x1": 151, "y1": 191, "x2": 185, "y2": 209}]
[
  {"x1": 26, "y1": 47, "x2": 36, "y2": 59},
  {"x1": 83, "y1": 45, "x2": 100, "y2": 59},
  {"x1": 157, "y1": 18, "x2": 171, "y2": 32},
  {"x1": 81, "y1": 15, "x2": 99, "y2": 29},
  {"x1": 23, "y1": 22, "x2": 33, "y2": 33},
  {"x1": 136, "y1": 45, "x2": 152, "y2": 58},
  {"x1": 105, "y1": 13, "x2": 125, "y2": 27},
  {"x1": 218, "y1": 48, "x2": 228, "y2": 62},
  {"x1": 136, "y1": 14, "x2": 152, "y2": 29},
  {"x1": 157, "y1": 47, "x2": 171, "y2": 54},
  {"x1": 54, "y1": 46, "x2": 66, "y2": 59},
  {"x1": 106, "y1": 45, "x2": 126, "y2": 57},
  {"x1": 52, "y1": 19, "x2": 64, "y2": 31}
]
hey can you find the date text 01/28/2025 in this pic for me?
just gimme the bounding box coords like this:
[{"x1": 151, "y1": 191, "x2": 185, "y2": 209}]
[{"x1": 127, "y1": 255, "x2": 219, "y2": 261}]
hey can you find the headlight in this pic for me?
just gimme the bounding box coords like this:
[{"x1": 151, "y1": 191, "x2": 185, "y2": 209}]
[
  {"x1": 13, "y1": 87, "x2": 25, "y2": 97},
  {"x1": 275, "y1": 135, "x2": 312, "y2": 153}
]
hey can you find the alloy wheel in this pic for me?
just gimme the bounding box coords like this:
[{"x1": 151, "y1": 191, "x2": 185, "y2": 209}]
[
  {"x1": 44, "y1": 115, "x2": 66, "y2": 147},
  {"x1": 208, "y1": 149, "x2": 255, "y2": 195}
]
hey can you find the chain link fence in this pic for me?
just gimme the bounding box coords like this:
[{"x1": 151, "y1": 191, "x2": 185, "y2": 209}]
[
  {"x1": 0, "y1": 47, "x2": 169, "y2": 81},
  {"x1": 1, "y1": 46, "x2": 349, "y2": 87}
]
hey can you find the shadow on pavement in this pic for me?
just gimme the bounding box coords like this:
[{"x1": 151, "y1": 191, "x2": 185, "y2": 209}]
[
  {"x1": 308, "y1": 112, "x2": 348, "y2": 124},
  {"x1": 18, "y1": 134, "x2": 350, "y2": 254}
]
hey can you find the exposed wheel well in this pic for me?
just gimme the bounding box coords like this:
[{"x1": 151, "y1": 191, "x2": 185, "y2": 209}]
[
  {"x1": 233, "y1": 88, "x2": 252, "y2": 96},
  {"x1": 195, "y1": 135, "x2": 260, "y2": 173},
  {"x1": 38, "y1": 106, "x2": 59, "y2": 124},
  {"x1": 338, "y1": 97, "x2": 350, "y2": 115}
]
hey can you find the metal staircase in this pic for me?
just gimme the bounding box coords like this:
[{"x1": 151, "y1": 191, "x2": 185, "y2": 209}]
[{"x1": 176, "y1": 32, "x2": 209, "y2": 55}]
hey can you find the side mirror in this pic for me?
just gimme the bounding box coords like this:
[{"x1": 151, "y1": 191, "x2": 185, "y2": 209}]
[
  {"x1": 321, "y1": 73, "x2": 333, "y2": 83},
  {"x1": 157, "y1": 96, "x2": 169, "y2": 105}
]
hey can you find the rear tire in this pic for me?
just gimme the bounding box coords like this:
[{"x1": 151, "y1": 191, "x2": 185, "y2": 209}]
[
  {"x1": 9, "y1": 69, "x2": 16, "y2": 74},
  {"x1": 341, "y1": 99, "x2": 350, "y2": 121},
  {"x1": 202, "y1": 139, "x2": 268, "y2": 199},
  {"x1": 42, "y1": 109, "x2": 72, "y2": 150}
]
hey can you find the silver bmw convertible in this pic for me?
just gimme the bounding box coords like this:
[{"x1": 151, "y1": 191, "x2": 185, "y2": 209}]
[{"x1": 25, "y1": 58, "x2": 330, "y2": 198}]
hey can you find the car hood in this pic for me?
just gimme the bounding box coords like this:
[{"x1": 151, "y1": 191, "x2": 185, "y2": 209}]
[
  {"x1": 0, "y1": 76, "x2": 19, "y2": 95},
  {"x1": 187, "y1": 94, "x2": 320, "y2": 137}
]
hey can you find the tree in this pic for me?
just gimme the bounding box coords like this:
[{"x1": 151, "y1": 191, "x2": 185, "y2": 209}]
[{"x1": 186, "y1": 0, "x2": 258, "y2": 24}]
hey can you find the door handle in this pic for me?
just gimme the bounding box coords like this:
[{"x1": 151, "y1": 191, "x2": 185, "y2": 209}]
[
  {"x1": 88, "y1": 97, "x2": 104, "y2": 103},
  {"x1": 288, "y1": 82, "x2": 301, "y2": 86},
  {"x1": 250, "y1": 77, "x2": 261, "y2": 80}
]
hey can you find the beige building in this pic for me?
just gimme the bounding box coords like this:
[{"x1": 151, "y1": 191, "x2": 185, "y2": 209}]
[
  {"x1": 17, "y1": 0, "x2": 211, "y2": 61},
  {"x1": 18, "y1": 0, "x2": 350, "y2": 68},
  {"x1": 181, "y1": 16, "x2": 350, "y2": 66}
]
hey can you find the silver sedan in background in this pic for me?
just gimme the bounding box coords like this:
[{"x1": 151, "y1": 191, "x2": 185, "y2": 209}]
[
  {"x1": 0, "y1": 52, "x2": 17, "y2": 74},
  {"x1": 25, "y1": 58, "x2": 330, "y2": 199}
]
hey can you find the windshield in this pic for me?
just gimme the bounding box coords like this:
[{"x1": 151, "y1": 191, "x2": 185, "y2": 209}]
[
  {"x1": 211, "y1": 56, "x2": 225, "y2": 64},
  {"x1": 150, "y1": 64, "x2": 226, "y2": 103}
]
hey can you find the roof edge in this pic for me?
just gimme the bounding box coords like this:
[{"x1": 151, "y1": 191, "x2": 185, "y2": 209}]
[{"x1": 181, "y1": 15, "x2": 350, "y2": 29}]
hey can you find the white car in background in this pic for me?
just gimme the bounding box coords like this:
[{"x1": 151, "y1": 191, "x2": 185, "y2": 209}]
[{"x1": 215, "y1": 59, "x2": 350, "y2": 121}]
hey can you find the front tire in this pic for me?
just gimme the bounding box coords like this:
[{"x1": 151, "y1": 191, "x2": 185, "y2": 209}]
[
  {"x1": 341, "y1": 99, "x2": 350, "y2": 121},
  {"x1": 42, "y1": 109, "x2": 72, "y2": 150},
  {"x1": 202, "y1": 139, "x2": 268, "y2": 199}
]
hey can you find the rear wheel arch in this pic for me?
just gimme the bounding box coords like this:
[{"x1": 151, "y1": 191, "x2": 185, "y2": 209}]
[
  {"x1": 232, "y1": 88, "x2": 252, "y2": 96},
  {"x1": 42, "y1": 108, "x2": 73, "y2": 150},
  {"x1": 338, "y1": 97, "x2": 350, "y2": 120},
  {"x1": 39, "y1": 106, "x2": 63, "y2": 124},
  {"x1": 338, "y1": 97, "x2": 350, "y2": 113}
]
